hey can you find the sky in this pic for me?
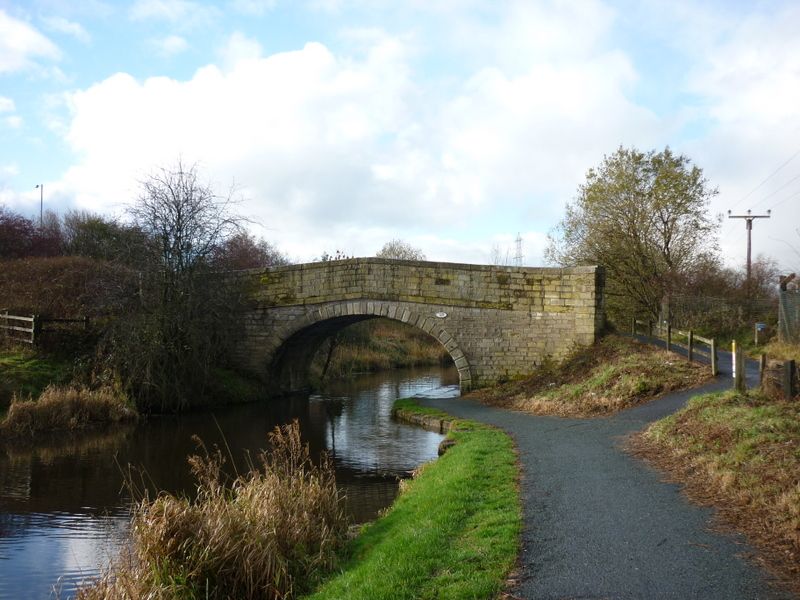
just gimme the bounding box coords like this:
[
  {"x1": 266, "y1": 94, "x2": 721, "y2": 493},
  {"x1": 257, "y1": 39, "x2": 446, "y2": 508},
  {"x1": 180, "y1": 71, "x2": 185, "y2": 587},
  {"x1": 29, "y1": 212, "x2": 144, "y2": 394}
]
[{"x1": 1, "y1": 0, "x2": 799, "y2": 270}]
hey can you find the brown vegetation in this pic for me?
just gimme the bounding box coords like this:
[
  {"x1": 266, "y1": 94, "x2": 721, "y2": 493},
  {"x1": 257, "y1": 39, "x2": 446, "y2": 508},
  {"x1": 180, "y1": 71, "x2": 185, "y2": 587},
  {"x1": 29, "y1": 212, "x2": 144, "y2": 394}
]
[
  {"x1": 470, "y1": 335, "x2": 709, "y2": 417},
  {"x1": 77, "y1": 421, "x2": 349, "y2": 600},
  {"x1": 0, "y1": 256, "x2": 137, "y2": 318},
  {"x1": 0, "y1": 385, "x2": 137, "y2": 436},
  {"x1": 630, "y1": 390, "x2": 800, "y2": 595}
]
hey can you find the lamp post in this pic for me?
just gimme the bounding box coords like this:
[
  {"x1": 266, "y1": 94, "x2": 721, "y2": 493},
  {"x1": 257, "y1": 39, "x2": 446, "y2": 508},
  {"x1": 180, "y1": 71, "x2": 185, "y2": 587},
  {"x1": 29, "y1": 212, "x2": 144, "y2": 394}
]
[{"x1": 34, "y1": 184, "x2": 43, "y2": 227}]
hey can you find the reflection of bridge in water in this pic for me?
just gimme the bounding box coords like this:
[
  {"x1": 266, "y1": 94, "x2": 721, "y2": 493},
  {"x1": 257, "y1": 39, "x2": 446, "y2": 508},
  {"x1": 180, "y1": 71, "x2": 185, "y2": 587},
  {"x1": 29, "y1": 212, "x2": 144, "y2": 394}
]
[{"x1": 230, "y1": 258, "x2": 605, "y2": 393}]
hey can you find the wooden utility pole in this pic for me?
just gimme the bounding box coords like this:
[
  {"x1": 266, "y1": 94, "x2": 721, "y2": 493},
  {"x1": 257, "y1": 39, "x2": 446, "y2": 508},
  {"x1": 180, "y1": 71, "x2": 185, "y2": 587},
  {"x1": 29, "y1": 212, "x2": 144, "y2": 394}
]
[{"x1": 728, "y1": 209, "x2": 771, "y2": 293}]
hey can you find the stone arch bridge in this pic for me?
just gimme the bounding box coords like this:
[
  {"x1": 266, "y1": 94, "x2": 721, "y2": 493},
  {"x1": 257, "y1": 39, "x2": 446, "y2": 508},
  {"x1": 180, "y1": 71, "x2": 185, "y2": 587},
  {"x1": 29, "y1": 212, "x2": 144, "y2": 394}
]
[{"x1": 229, "y1": 258, "x2": 604, "y2": 393}]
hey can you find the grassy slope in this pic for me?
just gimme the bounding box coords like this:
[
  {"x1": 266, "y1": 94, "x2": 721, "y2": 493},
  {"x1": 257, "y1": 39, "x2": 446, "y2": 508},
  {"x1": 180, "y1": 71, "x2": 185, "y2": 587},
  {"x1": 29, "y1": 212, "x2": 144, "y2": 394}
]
[
  {"x1": 0, "y1": 349, "x2": 73, "y2": 411},
  {"x1": 632, "y1": 390, "x2": 800, "y2": 594},
  {"x1": 471, "y1": 335, "x2": 710, "y2": 417},
  {"x1": 305, "y1": 399, "x2": 521, "y2": 600}
]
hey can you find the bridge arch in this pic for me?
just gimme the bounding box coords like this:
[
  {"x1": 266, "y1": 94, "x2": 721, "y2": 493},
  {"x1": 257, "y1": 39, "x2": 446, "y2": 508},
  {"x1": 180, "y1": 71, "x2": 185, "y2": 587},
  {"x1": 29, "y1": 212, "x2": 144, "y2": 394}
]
[
  {"x1": 231, "y1": 258, "x2": 603, "y2": 391},
  {"x1": 264, "y1": 299, "x2": 472, "y2": 394}
]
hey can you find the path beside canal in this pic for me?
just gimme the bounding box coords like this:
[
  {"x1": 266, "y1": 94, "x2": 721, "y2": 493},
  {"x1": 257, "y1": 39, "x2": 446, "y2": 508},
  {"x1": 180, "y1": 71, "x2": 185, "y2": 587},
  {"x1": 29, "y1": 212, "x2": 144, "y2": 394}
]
[{"x1": 417, "y1": 343, "x2": 794, "y2": 599}]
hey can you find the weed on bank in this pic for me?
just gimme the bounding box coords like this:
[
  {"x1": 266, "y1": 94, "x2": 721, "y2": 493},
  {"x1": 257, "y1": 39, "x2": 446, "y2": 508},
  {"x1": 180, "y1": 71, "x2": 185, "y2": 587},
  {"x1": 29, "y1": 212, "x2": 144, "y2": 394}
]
[{"x1": 77, "y1": 421, "x2": 349, "y2": 600}]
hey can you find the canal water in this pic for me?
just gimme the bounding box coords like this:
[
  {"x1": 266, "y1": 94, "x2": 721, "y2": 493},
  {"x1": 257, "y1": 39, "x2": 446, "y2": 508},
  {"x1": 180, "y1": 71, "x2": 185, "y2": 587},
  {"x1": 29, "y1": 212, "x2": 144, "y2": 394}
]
[{"x1": 0, "y1": 365, "x2": 459, "y2": 599}]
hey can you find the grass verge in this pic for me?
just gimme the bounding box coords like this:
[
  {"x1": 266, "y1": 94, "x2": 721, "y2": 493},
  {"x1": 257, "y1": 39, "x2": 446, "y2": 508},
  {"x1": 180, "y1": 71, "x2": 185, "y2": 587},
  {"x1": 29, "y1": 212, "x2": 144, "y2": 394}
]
[
  {"x1": 0, "y1": 385, "x2": 137, "y2": 436},
  {"x1": 630, "y1": 390, "x2": 800, "y2": 594},
  {"x1": 470, "y1": 335, "x2": 710, "y2": 417},
  {"x1": 304, "y1": 398, "x2": 521, "y2": 600}
]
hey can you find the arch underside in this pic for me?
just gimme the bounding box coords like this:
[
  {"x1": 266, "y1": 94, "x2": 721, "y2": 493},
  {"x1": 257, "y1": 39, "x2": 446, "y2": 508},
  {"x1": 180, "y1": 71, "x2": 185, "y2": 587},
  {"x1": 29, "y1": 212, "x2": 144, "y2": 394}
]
[{"x1": 266, "y1": 300, "x2": 472, "y2": 394}]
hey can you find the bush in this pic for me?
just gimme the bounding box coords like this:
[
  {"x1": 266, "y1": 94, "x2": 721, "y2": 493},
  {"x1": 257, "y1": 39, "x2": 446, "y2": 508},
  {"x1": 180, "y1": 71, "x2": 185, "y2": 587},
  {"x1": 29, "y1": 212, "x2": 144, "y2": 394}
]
[
  {"x1": 77, "y1": 421, "x2": 349, "y2": 600},
  {"x1": 0, "y1": 256, "x2": 138, "y2": 318}
]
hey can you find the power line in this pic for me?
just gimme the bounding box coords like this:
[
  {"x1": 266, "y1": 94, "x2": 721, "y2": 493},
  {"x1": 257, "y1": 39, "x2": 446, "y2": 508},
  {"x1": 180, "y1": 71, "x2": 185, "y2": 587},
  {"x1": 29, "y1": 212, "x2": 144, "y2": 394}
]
[
  {"x1": 766, "y1": 188, "x2": 800, "y2": 212},
  {"x1": 727, "y1": 146, "x2": 800, "y2": 213},
  {"x1": 749, "y1": 170, "x2": 800, "y2": 211}
]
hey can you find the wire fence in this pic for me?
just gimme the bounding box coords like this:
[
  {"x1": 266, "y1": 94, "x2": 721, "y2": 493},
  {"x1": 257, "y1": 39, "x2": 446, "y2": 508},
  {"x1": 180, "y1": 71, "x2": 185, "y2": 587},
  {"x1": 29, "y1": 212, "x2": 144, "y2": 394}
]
[
  {"x1": 779, "y1": 290, "x2": 800, "y2": 342},
  {"x1": 663, "y1": 293, "x2": 777, "y2": 337}
]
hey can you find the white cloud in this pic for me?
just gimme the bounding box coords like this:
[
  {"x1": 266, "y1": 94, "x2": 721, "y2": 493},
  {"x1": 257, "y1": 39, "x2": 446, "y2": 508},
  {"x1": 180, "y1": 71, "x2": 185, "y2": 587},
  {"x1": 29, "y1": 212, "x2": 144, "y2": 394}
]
[
  {"x1": 0, "y1": 9, "x2": 60, "y2": 74},
  {"x1": 5, "y1": 115, "x2": 23, "y2": 128},
  {"x1": 51, "y1": 20, "x2": 663, "y2": 264},
  {"x1": 129, "y1": 0, "x2": 218, "y2": 25},
  {"x1": 218, "y1": 32, "x2": 262, "y2": 68},
  {"x1": 151, "y1": 34, "x2": 189, "y2": 56},
  {"x1": 0, "y1": 163, "x2": 19, "y2": 177},
  {"x1": 0, "y1": 96, "x2": 15, "y2": 112},
  {"x1": 230, "y1": 0, "x2": 277, "y2": 16},
  {"x1": 43, "y1": 16, "x2": 91, "y2": 43}
]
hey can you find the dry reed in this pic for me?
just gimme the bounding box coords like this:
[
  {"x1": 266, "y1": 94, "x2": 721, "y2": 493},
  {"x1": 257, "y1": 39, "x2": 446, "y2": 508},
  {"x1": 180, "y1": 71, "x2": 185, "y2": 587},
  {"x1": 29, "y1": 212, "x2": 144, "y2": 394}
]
[
  {"x1": 77, "y1": 420, "x2": 349, "y2": 600},
  {"x1": 1, "y1": 385, "x2": 137, "y2": 436}
]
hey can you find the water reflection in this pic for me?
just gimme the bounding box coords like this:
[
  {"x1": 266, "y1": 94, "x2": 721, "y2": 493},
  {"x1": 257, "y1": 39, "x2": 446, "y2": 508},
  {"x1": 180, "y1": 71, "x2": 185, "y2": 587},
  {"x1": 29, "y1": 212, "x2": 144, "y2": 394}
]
[{"x1": 0, "y1": 365, "x2": 458, "y2": 599}]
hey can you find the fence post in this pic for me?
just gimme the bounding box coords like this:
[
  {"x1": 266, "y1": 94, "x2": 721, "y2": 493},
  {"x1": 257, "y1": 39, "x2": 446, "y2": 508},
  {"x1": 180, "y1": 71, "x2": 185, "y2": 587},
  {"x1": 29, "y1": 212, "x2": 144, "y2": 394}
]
[
  {"x1": 631, "y1": 317, "x2": 636, "y2": 335},
  {"x1": 648, "y1": 321, "x2": 653, "y2": 338},
  {"x1": 784, "y1": 360, "x2": 797, "y2": 400},
  {"x1": 666, "y1": 324, "x2": 672, "y2": 352},
  {"x1": 759, "y1": 353, "x2": 767, "y2": 384},
  {"x1": 688, "y1": 330, "x2": 694, "y2": 362},
  {"x1": 733, "y1": 343, "x2": 746, "y2": 392},
  {"x1": 711, "y1": 338, "x2": 718, "y2": 376},
  {"x1": 31, "y1": 314, "x2": 40, "y2": 345}
]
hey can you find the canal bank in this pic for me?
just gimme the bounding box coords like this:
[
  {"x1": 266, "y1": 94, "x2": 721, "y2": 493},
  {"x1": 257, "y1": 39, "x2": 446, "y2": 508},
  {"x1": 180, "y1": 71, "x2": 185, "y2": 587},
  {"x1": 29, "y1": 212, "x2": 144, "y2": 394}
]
[
  {"x1": 0, "y1": 365, "x2": 456, "y2": 599},
  {"x1": 304, "y1": 396, "x2": 521, "y2": 600}
]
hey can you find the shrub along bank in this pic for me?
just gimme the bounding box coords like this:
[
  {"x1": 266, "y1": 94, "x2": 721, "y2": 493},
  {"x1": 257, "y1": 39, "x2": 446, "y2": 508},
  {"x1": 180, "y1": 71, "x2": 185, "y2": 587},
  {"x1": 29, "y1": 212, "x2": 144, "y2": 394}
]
[
  {"x1": 631, "y1": 390, "x2": 800, "y2": 594},
  {"x1": 304, "y1": 398, "x2": 521, "y2": 600}
]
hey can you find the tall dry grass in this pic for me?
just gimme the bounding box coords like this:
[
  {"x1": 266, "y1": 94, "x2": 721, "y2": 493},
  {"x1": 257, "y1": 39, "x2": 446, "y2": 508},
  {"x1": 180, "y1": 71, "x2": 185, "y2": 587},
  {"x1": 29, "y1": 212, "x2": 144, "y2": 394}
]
[
  {"x1": 77, "y1": 421, "x2": 349, "y2": 600},
  {"x1": 1, "y1": 385, "x2": 137, "y2": 436}
]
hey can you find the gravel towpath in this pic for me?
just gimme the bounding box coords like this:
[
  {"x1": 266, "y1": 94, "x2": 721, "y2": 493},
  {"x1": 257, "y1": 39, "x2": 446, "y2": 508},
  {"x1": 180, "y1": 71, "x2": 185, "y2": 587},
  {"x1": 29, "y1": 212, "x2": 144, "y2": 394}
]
[{"x1": 416, "y1": 342, "x2": 793, "y2": 600}]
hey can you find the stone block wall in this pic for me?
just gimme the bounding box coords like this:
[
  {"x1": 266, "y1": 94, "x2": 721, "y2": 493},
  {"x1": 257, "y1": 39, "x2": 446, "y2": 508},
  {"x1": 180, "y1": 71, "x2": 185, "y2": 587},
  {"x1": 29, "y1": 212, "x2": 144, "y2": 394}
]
[{"x1": 230, "y1": 258, "x2": 604, "y2": 392}]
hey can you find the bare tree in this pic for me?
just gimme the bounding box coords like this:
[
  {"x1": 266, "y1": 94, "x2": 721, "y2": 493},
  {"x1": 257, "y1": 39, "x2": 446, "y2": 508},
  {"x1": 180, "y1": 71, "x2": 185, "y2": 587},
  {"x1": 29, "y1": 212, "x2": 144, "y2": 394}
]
[
  {"x1": 376, "y1": 239, "x2": 426, "y2": 261},
  {"x1": 106, "y1": 161, "x2": 247, "y2": 412}
]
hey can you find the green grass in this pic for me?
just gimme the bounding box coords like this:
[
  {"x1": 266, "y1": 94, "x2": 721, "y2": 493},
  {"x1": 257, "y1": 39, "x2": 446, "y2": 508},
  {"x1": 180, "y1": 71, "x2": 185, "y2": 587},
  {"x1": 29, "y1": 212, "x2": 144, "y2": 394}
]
[
  {"x1": 304, "y1": 399, "x2": 521, "y2": 600},
  {"x1": 0, "y1": 349, "x2": 73, "y2": 412},
  {"x1": 635, "y1": 390, "x2": 800, "y2": 593},
  {"x1": 392, "y1": 397, "x2": 453, "y2": 418}
]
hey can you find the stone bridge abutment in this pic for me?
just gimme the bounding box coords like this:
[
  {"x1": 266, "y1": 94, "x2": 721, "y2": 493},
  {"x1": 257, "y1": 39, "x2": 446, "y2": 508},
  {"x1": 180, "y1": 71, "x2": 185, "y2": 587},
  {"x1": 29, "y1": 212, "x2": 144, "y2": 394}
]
[{"x1": 229, "y1": 258, "x2": 604, "y2": 393}]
